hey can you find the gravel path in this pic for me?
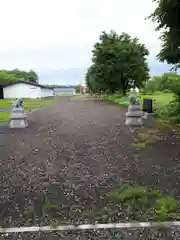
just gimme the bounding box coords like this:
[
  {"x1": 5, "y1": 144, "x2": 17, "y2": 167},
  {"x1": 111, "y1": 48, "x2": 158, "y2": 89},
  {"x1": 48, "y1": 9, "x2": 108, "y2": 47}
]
[{"x1": 0, "y1": 97, "x2": 180, "y2": 239}]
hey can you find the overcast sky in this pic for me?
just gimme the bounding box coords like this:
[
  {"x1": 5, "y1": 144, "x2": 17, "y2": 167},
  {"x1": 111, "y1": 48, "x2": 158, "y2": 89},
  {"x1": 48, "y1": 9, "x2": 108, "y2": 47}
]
[{"x1": 0, "y1": 0, "x2": 170, "y2": 85}]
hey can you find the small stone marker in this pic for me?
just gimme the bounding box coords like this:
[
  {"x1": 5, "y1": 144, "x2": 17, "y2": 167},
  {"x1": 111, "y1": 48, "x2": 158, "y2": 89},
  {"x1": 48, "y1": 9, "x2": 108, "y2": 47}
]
[
  {"x1": 143, "y1": 98, "x2": 153, "y2": 113},
  {"x1": 125, "y1": 96, "x2": 143, "y2": 126},
  {"x1": 9, "y1": 98, "x2": 28, "y2": 129},
  {"x1": 142, "y1": 98, "x2": 154, "y2": 121}
]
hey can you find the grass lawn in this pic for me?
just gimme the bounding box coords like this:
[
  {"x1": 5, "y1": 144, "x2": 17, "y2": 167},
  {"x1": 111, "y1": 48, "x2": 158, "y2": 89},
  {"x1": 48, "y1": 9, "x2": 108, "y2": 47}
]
[
  {"x1": 23, "y1": 98, "x2": 55, "y2": 112},
  {"x1": 0, "y1": 99, "x2": 13, "y2": 123},
  {"x1": 0, "y1": 99, "x2": 13, "y2": 109},
  {"x1": 103, "y1": 91, "x2": 177, "y2": 122},
  {"x1": 139, "y1": 92, "x2": 175, "y2": 110},
  {"x1": 103, "y1": 94, "x2": 129, "y2": 107},
  {"x1": 0, "y1": 112, "x2": 11, "y2": 123},
  {"x1": 0, "y1": 98, "x2": 56, "y2": 123},
  {"x1": 103, "y1": 92, "x2": 174, "y2": 111}
]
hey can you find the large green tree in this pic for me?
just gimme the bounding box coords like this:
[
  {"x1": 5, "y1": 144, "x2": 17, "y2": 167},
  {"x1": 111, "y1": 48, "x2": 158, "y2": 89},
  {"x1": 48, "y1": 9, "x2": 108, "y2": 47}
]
[
  {"x1": 149, "y1": 0, "x2": 180, "y2": 69},
  {"x1": 86, "y1": 31, "x2": 149, "y2": 94},
  {"x1": 0, "y1": 71, "x2": 17, "y2": 85},
  {"x1": 27, "y1": 70, "x2": 39, "y2": 83}
]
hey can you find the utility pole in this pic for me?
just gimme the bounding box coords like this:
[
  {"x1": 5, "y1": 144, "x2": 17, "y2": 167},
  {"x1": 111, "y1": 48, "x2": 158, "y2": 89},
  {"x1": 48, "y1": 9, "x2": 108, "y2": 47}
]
[{"x1": 80, "y1": 80, "x2": 83, "y2": 95}]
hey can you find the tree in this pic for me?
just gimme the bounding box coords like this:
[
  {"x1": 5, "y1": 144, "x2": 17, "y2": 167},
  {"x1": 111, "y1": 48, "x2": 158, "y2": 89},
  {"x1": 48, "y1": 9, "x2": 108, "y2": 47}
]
[
  {"x1": 149, "y1": 0, "x2": 180, "y2": 69},
  {"x1": 86, "y1": 31, "x2": 149, "y2": 95},
  {"x1": 0, "y1": 69, "x2": 39, "y2": 85},
  {"x1": 0, "y1": 71, "x2": 17, "y2": 85},
  {"x1": 85, "y1": 64, "x2": 104, "y2": 94},
  {"x1": 27, "y1": 70, "x2": 39, "y2": 83},
  {"x1": 11, "y1": 69, "x2": 39, "y2": 83}
]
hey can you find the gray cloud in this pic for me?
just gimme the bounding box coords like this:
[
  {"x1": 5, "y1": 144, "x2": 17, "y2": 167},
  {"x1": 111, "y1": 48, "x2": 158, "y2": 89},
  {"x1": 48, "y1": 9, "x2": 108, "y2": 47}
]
[{"x1": 0, "y1": 0, "x2": 172, "y2": 85}]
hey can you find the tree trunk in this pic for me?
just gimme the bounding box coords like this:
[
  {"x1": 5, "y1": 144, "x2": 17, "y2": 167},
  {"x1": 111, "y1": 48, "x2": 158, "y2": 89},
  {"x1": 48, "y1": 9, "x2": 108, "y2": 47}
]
[{"x1": 122, "y1": 78, "x2": 128, "y2": 95}]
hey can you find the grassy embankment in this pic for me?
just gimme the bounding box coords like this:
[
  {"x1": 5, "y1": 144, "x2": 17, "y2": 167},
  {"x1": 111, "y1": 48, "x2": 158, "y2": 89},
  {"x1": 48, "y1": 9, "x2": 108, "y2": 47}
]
[{"x1": 0, "y1": 98, "x2": 55, "y2": 123}]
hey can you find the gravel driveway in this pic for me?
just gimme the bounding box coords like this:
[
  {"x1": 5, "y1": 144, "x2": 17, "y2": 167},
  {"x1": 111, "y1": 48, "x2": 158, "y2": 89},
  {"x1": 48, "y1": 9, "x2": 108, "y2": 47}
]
[{"x1": 0, "y1": 97, "x2": 180, "y2": 239}]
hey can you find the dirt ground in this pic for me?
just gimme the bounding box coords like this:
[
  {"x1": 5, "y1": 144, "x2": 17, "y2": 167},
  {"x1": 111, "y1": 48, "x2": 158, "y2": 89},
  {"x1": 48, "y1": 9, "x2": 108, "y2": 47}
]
[{"x1": 0, "y1": 96, "x2": 180, "y2": 239}]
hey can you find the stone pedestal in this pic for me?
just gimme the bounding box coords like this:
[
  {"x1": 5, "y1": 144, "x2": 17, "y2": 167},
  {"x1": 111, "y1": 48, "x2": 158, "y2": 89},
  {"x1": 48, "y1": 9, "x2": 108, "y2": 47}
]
[
  {"x1": 9, "y1": 107, "x2": 28, "y2": 129},
  {"x1": 125, "y1": 111, "x2": 143, "y2": 126},
  {"x1": 128, "y1": 104, "x2": 141, "y2": 112},
  {"x1": 142, "y1": 112, "x2": 155, "y2": 123},
  {"x1": 125, "y1": 103, "x2": 143, "y2": 126}
]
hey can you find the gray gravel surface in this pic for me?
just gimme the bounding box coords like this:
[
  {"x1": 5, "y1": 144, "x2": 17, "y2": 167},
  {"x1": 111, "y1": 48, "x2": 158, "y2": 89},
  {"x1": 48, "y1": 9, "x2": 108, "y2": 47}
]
[{"x1": 0, "y1": 97, "x2": 180, "y2": 239}]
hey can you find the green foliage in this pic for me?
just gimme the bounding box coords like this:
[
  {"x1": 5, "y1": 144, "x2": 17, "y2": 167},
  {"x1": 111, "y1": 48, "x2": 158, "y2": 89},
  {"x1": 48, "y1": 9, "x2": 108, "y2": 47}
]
[
  {"x1": 108, "y1": 186, "x2": 161, "y2": 203},
  {"x1": 149, "y1": 0, "x2": 180, "y2": 69},
  {"x1": 144, "y1": 72, "x2": 180, "y2": 94},
  {"x1": 86, "y1": 31, "x2": 149, "y2": 95},
  {"x1": 103, "y1": 94, "x2": 129, "y2": 107},
  {"x1": 142, "y1": 72, "x2": 180, "y2": 123},
  {"x1": 27, "y1": 70, "x2": 39, "y2": 83},
  {"x1": 155, "y1": 197, "x2": 180, "y2": 221},
  {"x1": 0, "y1": 69, "x2": 39, "y2": 85},
  {"x1": 106, "y1": 185, "x2": 180, "y2": 221},
  {"x1": 156, "y1": 197, "x2": 177, "y2": 214}
]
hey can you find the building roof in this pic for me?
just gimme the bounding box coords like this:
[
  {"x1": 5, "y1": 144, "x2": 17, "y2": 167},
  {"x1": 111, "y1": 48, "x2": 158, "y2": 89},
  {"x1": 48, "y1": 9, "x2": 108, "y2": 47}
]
[{"x1": 3, "y1": 80, "x2": 53, "y2": 89}]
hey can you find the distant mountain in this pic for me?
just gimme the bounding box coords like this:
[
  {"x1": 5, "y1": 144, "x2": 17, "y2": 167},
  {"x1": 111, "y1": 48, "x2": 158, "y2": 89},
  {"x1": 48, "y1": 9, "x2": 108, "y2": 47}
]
[
  {"x1": 38, "y1": 68, "x2": 86, "y2": 85},
  {"x1": 149, "y1": 62, "x2": 173, "y2": 76},
  {"x1": 37, "y1": 62, "x2": 179, "y2": 85}
]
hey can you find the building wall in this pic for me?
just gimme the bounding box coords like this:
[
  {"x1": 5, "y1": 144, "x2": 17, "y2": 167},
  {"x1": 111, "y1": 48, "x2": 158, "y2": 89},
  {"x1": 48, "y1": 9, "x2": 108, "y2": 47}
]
[
  {"x1": 3, "y1": 83, "x2": 41, "y2": 99},
  {"x1": 41, "y1": 88, "x2": 54, "y2": 98},
  {"x1": 130, "y1": 87, "x2": 139, "y2": 93},
  {"x1": 54, "y1": 88, "x2": 76, "y2": 95}
]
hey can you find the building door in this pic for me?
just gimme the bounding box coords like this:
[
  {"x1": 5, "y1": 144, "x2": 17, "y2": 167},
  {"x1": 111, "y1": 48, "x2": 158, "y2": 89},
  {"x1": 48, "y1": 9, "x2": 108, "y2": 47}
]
[{"x1": 0, "y1": 86, "x2": 4, "y2": 99}]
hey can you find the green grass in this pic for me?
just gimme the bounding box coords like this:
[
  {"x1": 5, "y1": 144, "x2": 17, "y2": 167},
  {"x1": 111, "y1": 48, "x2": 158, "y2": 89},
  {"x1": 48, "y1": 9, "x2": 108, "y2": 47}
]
[
  {"x1": 103, "y1": 92, "x2": 174, "y2": 109},
  {"x1": 108, "y1": 186, "x2": 161, "y2": 202},
  {"x1": 0, "y1": 98, "x2": 56, "y2": 123},
  {"x1": 103, "y1": 94, "x2": 129, "y2": 107},
  {"x1": 139, "y1": 92, "x2": 177, "y2": 121},
  {"x1": 0, "y1": 99, "x2": 13, "y2": 109},
  {"x1": 139, "y1": 92, "x2": 175, "y2": 110},
  {"x1": 103, "y1": 92, "x2": 175, "y2": 122},
  {"x1": 133, "y1": 142, "x2": 146, "y2": 150},
  {"x1": 0, "y1": 112, "x2": 10, "y2": 123},
  {"x1": 132, "y1": 130, "x2": 162, "y2": 150},
  {"x1": 105, "y1": 185, "x2": 180, "y2": 221},
  {"x1": 23, "y1": 98, "x2": 55, "y2": 112}
]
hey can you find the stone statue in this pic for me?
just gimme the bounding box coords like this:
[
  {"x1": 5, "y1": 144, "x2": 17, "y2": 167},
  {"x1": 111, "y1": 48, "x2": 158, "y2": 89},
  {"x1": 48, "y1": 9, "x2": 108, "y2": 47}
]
[
  {"x1": 129, "y1": 96, "x2": 140, "y2": 105},
  {"x1": 12, "y1": 98, "x2": 23, "y2": 109},
  {"x1": 9, "y1": 97, "x2": 28, "y2": 128}
]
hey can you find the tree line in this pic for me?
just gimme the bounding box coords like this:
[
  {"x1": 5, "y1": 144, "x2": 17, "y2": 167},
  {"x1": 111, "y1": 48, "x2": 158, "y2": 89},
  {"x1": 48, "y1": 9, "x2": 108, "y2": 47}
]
[
  {"x1": 144, "y1": 72, "x2": 180, "y2": 94},
  {"x1": 0, "y1": 69, "x2": 39, "y2": 85}
]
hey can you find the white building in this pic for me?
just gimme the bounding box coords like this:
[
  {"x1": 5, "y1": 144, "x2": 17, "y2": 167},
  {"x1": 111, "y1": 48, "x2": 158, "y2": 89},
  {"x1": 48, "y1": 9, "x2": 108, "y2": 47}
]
[
  {"x1": 3, "y1": 81, "x2": 54, "y2": 99},
  {"x1": 130, "y1": 87, "x2": 139, "y2": 93}
]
